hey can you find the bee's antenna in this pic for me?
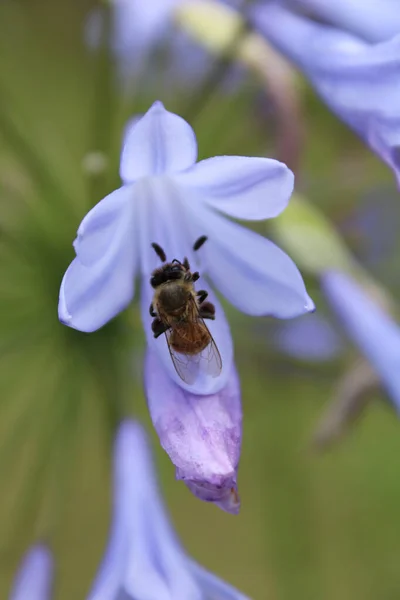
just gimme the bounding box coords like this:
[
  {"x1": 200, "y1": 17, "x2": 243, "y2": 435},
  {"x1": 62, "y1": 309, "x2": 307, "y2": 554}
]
[
  {"x1": 151, "y1": 243, "x2": 167, "y2": 262},
  {"x1": 193, "y1": 235, "x2": 208, "y2": 251}
]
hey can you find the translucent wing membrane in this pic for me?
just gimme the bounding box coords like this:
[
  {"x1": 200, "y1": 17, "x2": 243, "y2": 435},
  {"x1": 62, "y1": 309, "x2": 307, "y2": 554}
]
[{"x1": 164, "y1": 301, "x2": 222, "y2": 385}]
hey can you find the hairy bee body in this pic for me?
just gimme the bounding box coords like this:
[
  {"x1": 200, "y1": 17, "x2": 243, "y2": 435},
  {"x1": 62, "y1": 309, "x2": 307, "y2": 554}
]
[
  {"x1": 153, "y1": 281, "x2": 211, "y2": 356},
  {"x1": 149, "y1": 237, "x2": 222, "y2": 383}
]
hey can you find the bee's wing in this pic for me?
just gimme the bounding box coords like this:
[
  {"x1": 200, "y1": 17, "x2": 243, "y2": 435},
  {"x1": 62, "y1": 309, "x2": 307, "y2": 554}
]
[
  {"x1": 164, "y1": 328, "x2": 200, "y2": 385},
  {"x1": 164, "y1": 299, "x2": 222, "y2": 385}
]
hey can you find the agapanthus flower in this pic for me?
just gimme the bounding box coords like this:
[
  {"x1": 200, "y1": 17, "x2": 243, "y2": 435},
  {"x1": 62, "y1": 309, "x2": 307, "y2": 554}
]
[
  {"x1": 322, "y1": 271, "x2": 400, "y2": 412},
  {"x1": 8, "y1": 544, "x2": 53, "y2": 600},
  {"x1": 87, "y1": 420, "x2": 250, "y2": 599},
  {"x1": 58, "y1": 101, "x2": 312, "y2": 506},
  {"x1": 250, "y1": 1, "x2": 400, "y2": 185}
]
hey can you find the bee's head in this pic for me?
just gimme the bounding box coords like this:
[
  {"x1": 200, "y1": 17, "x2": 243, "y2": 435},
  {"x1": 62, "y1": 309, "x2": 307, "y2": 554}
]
[{"x1": 150, "y1": 262, "x2": 185, "y2": 288}]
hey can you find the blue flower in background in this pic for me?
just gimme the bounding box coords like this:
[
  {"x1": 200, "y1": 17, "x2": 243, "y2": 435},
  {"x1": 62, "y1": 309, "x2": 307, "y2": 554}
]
[
  {"x1": 250, "y1": 0, "x2": 400, "y2": 186},
  {"x1": 9, "y1": 545, "x2": 53, "y2": 600},
  {"x1": 322, "y1": 271, "x2": 400, "y2": 412},
  {"x1": 9, "y1": 422, "x2": 249, "y2": 599},
  {"x1": 87, "y1": 420, "x2": 249, "y2": 599},
  {"x1": 274, "y1": 312, "x2": 343, "y2": 362}
]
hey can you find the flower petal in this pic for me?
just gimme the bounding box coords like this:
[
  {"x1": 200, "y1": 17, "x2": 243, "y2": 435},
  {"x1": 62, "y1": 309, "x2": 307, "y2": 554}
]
[
  {"x1": 9, "y1": 545, "x2": 53, "y2": 600},
  {"x1": 250, "y1": 3, "x2": 400, "y2": 186},
  {"x1": 175, "y1": 155, "x2": 294, "y2": 220},
  {"x1": 120, "y1": 101, "x2": 198, "y2": 183},
  {"x1": 145, "y1": 349, "x2": 242, "y2": 514},
  {"x1": 185, "y1": 201, "x2": 314, "y2": 318},
  {"x1": 73, "y1": 185, "x2": 134, "y2": 266},
  {"x1": 59, "y1": 193, "x2": 137, "y2": 332},
  {"x1": 322, "y1": 271, "x2": 400, "y2": 411},
  {"x1": 188, "y1": 559, "x2": 251, "y2": 600},
  {"x1": 286, "y1": 0, "x2": 400, "y2": 43}
]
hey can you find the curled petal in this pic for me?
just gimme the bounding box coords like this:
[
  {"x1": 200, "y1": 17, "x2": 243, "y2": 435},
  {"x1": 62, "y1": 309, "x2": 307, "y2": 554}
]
[
  {"x1": 186, "y1": 201, "x2": 314, "y2": 318},
  {"x1": 286, "y1": 0, "x2": 400, "y2": 43},
  {"x1": 144, "y1": 349, "x2": 242, "y2": 514},
  {"x1": 59, "y1": 188, "x2": 137, "y2": 332},
  {"x1": 10, "y1": 545, "x2": 53, "y2": 600},
  {"x1": 322, "y1": 271, "x2": 400, "y2": 412},
  {"x1": 251, "y1": 3, "x2": 400, "y2": 186},
  {"x1": 175, "y1": 155, "x2": 294, "y2": 220},
  {"x1": 120, "y1": 101, "x2": 198, "y2": 183}
]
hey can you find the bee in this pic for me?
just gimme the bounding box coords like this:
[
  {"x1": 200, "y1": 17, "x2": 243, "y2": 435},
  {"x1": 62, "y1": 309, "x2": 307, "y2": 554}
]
[{"x1": 149, "y1": 235, "x2": 222, "y2": 384}]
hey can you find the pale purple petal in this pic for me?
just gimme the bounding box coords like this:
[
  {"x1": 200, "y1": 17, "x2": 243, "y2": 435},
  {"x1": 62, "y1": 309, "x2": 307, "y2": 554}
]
[
  {"x1": 9, "y1": 545, "x2": 53, "y2": 600},
  {"x1": 175, "y1": 156, "x2": 294, "y2": 220},
  {"x1": 144, "y1": 349, "x2": 242, "y2": 514},
  {"x1": 59, "y1": 190, "x2": 137, "y2": 332},
  {"x1": 286, "y1": 0, "x2": 400, "y2": 43},
  {"x1": 251, "y1": 3, "x2": 400, "y2": 186},
  {"x1": 185, "y1": 200, "x2": 314, "y2": 318},
  {"x1": 120, "y1": 101, "x2": 197, "y2": 184},
  {"x1": 275, "y1": 313, "x2": 343, "y2": 361},
  {"x1": 322, "y1": 271, "x2": 400, "y2": 411},
  {"x1": 188, "y1": 559, "x2": 251, "y2": 600},
  {"x1": 73, "y1": 185, "x2": 135, "y2": 266}
]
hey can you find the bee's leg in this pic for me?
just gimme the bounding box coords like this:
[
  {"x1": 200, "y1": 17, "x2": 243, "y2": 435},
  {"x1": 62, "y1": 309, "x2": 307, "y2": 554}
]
[
  {"x1": 149, "y1": 303, "x2": 157, "y2": 317},
  {"x1": 183, "y1": 257, "x2": 190, "y2": 270},
  {"x1": 191, "y1": 271, "x2": 200, "y2": 282},
  {"x1": 199, "y1": 301, "x2": 216, "y2": 320},
  {"x1": 196, "y1": 290, "x2": 208, "y2": 304},
  {"x1": 151, "y1": 317, "x2": 170, "y2": 338}
]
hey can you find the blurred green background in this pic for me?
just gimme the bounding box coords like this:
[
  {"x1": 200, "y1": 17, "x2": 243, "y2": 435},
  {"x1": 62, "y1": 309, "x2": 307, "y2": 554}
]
[{"x1": 1, "y1": 1, "x2": 400, "y2": 599}]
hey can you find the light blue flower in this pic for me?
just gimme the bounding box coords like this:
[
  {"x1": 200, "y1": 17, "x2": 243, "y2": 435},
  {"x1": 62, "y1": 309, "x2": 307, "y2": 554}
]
[
  {"x1": 87, "y1": 420, "x2": 250, "y2": 599},
  {"x1": 250, "y1": 2, "x2": 400, "y2": 186},
  {"x1": 322, "y1": 271, "x2": 400, "y2": 411},
  {"x1": 285, "y1": 0, "x2": 400, "y2": 43},
  {"x1": 274, "y1": 312, "x2": 343, "y2": 362},
  {"x1": 59, "y1": 101, "x2": 313, "y2": 395},
  {"x1": 9, "y1": 545, "x2": 53, "y2": 600}
]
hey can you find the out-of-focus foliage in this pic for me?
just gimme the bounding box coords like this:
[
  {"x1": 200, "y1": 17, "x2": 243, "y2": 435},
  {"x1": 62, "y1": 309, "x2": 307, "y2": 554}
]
[{"x1": 1, "y1": 1, "x2": 400, "y2": 600}]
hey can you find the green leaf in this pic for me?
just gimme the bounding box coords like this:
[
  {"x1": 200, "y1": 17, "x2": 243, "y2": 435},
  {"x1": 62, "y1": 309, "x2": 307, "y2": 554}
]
[{"x1": 270, "y1": 194, "x2": 359, "y2": 276}]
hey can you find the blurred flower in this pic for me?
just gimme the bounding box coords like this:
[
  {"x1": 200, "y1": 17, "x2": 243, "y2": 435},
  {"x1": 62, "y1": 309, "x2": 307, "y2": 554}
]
[
  {"x1": 87, "y1": 420, "x2": 250, "y2": 599},
  {"x1": 145, "y1": 349, "x2": 242, "y2": 513},
  {"x1": 274, "y1": 312, "x2": 343, "y2": 362},
  {"x1": 322, "y1": 271, "x2": 400, "y2": 412},
  {"x1": 250, "y1": 1, "x2": 400, "y2": 186},
  {"x1": 9, "y1": 544, "x2": 53, "y2": 600},
  {"x1": 285, "y1": 0, "x2": 400, "y2": 43},
  {"x1": 59, "y1": 100, "x2": 313, "y2": 397}
]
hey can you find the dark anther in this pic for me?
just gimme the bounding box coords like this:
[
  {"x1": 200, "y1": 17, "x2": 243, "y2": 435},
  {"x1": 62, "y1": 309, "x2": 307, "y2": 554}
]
[
  {"x1": 193, "y1": 235, "x2": 208, "y2": 251},
  {"x1": 151, "y1": 243, "x2": 167, "y2": 262}
]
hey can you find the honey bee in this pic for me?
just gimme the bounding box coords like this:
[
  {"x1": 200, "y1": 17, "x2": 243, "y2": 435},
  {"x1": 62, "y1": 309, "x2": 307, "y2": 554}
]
[{"x1": 149, "y1": 235, "x2": 222, "y2": 384}]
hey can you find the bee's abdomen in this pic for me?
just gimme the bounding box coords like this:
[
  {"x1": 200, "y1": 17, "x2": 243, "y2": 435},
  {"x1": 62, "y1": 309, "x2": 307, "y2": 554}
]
[{"x1": 170, "y1": 324, "x2": 210, "y2": 355}]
